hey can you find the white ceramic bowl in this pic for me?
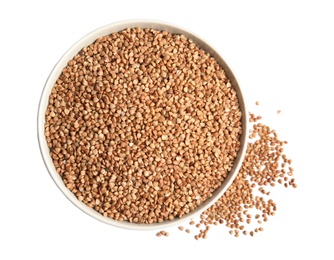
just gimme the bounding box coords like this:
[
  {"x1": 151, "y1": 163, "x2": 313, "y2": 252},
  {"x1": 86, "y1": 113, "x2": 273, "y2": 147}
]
[{"x1": 37, "y1": 20, "x2": 248, "y2": 230}]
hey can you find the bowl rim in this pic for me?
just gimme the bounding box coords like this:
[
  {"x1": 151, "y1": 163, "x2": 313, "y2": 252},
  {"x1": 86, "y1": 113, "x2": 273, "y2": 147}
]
[{"x1": 37, "y1": 19, "x2": 248, "y2": 230}]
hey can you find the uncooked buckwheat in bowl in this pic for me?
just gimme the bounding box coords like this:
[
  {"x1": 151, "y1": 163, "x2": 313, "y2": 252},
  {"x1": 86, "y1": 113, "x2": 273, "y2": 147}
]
[{"x1": 37, "y1": 20, "x2": 248, "y2": 230}]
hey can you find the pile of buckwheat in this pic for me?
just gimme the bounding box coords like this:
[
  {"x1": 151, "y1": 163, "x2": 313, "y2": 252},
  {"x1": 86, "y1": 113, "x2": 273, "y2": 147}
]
[
  {"x1": 44, "y1": 28, "x2": 243, "y2": 224},
  {"x1": 158, "y1": 110, "x2": 297, "y2": 239}
]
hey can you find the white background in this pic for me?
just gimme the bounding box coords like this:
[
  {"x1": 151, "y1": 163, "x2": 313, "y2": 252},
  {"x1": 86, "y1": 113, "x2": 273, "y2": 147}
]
[{"x1": 1, "y1": 0, "x2": 333, "y2": 259}]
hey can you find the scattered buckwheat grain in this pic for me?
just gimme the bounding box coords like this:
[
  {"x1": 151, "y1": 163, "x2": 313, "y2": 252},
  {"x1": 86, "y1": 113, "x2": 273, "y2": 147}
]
[
  {"x1": 157, "y1": 231, "x2": 169, "y2": 237},
  {"x1": 178, "y1": 226, "x2": 184, "y2": 231}
]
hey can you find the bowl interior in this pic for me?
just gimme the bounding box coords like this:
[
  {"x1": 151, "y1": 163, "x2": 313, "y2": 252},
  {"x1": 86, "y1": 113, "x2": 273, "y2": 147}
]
[{"x1": 38, "y1": 20, "x2": 248, "y2": 230}]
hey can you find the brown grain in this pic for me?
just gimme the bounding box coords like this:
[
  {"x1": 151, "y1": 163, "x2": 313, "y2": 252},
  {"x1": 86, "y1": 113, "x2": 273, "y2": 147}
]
[{"x1": 45, "y1": 28, "x2": 242, "y2": 224}]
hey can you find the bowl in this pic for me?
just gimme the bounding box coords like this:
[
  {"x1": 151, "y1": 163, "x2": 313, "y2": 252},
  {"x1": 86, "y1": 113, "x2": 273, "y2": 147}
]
[{"x1": 37, "y1": 19, "x2": 248, "y2": 230}]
